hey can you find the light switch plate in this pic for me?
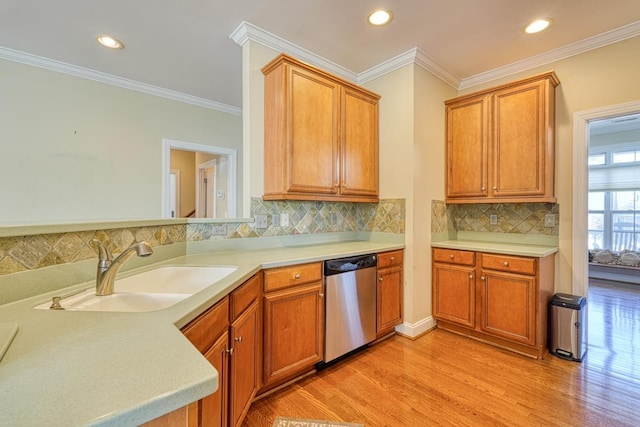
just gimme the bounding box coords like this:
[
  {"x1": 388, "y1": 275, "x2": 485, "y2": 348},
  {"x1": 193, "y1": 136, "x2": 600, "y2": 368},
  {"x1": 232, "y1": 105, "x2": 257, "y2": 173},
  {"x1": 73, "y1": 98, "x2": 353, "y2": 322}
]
[
  {"x1": 280, "y1": 213, "x2": 289, "y2": 227},
  {"x1": 490, "y1": 214, "x2": 498, "y2": 225},
  {"x1": 544, "y1": 214, "x2": 556, "y2": 227},
  {"x1": 271, "y1": 214, "x2": 280, "y2": 227},
  {"x1": 255, "y1": 215, "x2": 268, "y2": 229}
]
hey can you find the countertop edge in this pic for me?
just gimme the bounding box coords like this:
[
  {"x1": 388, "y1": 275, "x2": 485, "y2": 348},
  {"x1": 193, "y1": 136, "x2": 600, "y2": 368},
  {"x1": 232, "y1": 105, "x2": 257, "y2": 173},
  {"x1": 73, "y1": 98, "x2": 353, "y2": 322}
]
[{"x1": 431, "y1": 240, "x2": 559, "y2": 258}]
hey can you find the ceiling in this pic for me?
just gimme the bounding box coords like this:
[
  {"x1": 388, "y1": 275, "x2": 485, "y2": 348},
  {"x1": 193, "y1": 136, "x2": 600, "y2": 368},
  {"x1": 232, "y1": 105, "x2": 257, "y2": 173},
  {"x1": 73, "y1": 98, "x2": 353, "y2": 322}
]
[{"x1": 1, "y1": 0, "x2": 640, "y2": 111}]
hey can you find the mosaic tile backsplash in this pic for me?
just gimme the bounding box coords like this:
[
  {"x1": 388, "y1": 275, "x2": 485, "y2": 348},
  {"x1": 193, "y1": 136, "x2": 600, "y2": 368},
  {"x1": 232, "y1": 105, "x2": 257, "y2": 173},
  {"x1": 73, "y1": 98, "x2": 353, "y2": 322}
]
[
  {"x1": 431, "y1": 200, "x2": 559, "y2": 235},
  {"x1": 0, "y1": 198, "x2": 405, "y2": 276}
]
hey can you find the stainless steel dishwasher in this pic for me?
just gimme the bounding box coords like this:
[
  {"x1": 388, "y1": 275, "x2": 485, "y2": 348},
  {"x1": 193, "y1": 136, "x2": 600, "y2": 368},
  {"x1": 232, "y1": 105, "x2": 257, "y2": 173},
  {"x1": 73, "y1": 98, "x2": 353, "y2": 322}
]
[{"x1": 323, "y1": 254, "x2": 377, "y2": 363}]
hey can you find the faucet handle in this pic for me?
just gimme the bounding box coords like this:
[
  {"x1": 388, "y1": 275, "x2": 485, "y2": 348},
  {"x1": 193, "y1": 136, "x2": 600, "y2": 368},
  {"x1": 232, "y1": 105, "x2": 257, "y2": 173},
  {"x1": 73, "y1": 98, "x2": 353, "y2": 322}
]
[{"x1": 90, "y1": 238, "x2": 113, "y2": 264}]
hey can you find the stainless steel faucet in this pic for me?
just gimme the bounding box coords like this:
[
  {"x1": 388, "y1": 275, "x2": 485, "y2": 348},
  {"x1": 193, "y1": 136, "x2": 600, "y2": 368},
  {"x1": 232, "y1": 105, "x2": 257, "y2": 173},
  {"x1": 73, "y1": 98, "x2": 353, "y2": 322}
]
[{"x1": 90, "y1": 239, "x2": 153, "y2": 296}]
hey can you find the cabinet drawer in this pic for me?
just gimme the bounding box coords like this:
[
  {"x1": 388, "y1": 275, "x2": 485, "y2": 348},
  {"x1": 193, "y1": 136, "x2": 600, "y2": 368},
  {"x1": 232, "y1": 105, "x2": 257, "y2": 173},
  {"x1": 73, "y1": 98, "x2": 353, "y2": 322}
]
[
  {"x1": 481, "y1": 253, "x2": 536, "y2": 275},
  {"x1": 182, "y1": 297, "x2": 230, "y2": 353},
  {"x1": 263, "y1": 262, "x2": 322, "y2": 292},
  {"x1": 230, "y1": 274, "x2": 261, "y2": 321},
  {"x1": 433, "y1": 248, "x2": 475, "y2": 266},
  {"x1": 377, "y1": 250, "x2": 403, "y2": 269}
]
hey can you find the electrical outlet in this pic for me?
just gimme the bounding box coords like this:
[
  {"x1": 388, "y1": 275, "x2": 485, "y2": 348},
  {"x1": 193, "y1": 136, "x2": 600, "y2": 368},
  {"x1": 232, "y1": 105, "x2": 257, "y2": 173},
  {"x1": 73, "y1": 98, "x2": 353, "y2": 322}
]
[
  {"x1": 212, "y1": 224, "x2": 227, "y2": 235},
  {"x1": 544, "y1": 214, "x2": 556, "y2": 227},
  {"x1": 330, "y1": 212, "x2": 338, "y2": 225},
  {"x1": 490, "y1": 214, "x2": 498, "y2": 225},
  {"x1": 271, "y1": 214, "x2": 280, "y2": 227},
  {"x1": 255, "y1": 214, "x2": 268, "y2": 229},
  {"x1": 280, "y1": 213, "x2": 289, "y2": 227}
]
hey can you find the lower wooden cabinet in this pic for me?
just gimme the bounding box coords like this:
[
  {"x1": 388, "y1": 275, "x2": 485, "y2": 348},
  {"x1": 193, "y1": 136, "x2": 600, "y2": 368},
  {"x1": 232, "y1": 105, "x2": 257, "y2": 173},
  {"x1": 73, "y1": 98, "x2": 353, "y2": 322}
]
[
  {"x1": 181, "y1": 274, "x2": 261, "y2": 427},
  {"x1": 229, "y1": 299, "x2": 259, "y2": 427},
  {"x1": 261, "y1": 263, "x2": 324, "y2": 391},
  {"x1": 432, "y1": 247, "x2": 555, "y2": 359},
  {"x1": 376, "y1": 250, "x2": 404, "y2": 337}
]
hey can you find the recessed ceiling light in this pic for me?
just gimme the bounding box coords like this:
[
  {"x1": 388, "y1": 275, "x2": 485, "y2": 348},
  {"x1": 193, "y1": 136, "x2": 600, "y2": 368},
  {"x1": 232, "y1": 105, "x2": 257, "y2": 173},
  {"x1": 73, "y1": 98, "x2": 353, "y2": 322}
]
[
  {"x1": 525, "y1": 19, "x2": 552, "y2": 34},
  {"x1": 96, "y1": 35, "x2": 124, "y2": 49},
  {"x1": 368, "y1": 9, "x2": 393, "y2": 26}
]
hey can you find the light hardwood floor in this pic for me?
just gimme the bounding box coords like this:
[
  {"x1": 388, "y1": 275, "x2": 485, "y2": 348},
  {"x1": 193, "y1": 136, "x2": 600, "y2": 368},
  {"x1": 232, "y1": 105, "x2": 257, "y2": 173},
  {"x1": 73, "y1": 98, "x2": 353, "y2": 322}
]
[{"x1": 243, "y1": 280, "x2": 640, "y2": 426}]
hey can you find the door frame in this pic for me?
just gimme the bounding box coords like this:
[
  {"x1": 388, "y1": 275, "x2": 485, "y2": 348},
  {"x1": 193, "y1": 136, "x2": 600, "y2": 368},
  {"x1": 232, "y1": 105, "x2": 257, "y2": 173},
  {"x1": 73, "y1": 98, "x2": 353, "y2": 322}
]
[
  {"x1": 572, "y1": 99, "x2": 640, "y2": 296},
  {"x1": 162, "y1": 138, "x2": 237, "y2": 218}
]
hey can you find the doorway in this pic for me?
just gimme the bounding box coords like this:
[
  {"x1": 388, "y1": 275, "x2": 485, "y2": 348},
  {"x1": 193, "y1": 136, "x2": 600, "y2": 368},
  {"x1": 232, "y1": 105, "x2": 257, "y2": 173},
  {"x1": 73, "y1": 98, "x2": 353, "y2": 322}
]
[
  {"x1": 162, "y1": 139, "x2": 237, "y2": 219},
  {"x1": 572, "y1": 100, "x2": 640, "y2": 297}
]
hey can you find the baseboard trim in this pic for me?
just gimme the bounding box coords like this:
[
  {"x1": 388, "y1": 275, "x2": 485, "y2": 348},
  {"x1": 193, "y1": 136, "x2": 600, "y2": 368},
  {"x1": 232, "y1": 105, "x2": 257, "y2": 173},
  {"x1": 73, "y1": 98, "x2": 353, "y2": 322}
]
[{"x1": 395, "y1": 316, "x2": 437, "y2": 339}]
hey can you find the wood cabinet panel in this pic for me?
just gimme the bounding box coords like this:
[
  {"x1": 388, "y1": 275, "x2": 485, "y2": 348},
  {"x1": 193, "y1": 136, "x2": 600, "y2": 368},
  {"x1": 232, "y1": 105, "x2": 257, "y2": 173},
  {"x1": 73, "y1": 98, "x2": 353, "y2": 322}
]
[
  {"x1": 182, "y1": 298, "x2": 229, "y2": 355},
  {"x1": 446, "y1": 95, "x2": 489, "y2": 198},
  {"x1": 230, "y1": 274, "x2": 260, "y2": 322},
  {"x1": 433, "y1": 263, "x2": 475, "y2": 328},
  {"x1": 479, "y1": 271, "x2": 536, "y2": 345},
  {"x1": 376, "y1": 265, "x2": 403, "y2": 336},
  {"x1": 445, "y1": 71, "x2": 558, "y2": 203},
  {"x1": 377, "y1": 250, "x2": 403, "y2": 269},
  {"x1": 263, "y1": 262, "x2": 322, "y2": 292},
  {"x1": 263, "y1": 282, "x2": 324, "y2": 387},
  {"x1": 201, "y1": 331, "x2": 229, "y2": 427},
  {"x1": 287, "y1": 65, "x2": 340, "y2": 195},
  {"x1": 340, "y1": 87, "x2": 379, "y2": 197},
  {"x1": 481, "y1": 253, "x2": 536, "y2": 275},
  {"x1": 229, "y1": 300, "x2": 259, "y2": 427},
  {"x1": 432, "y1": 248, "x2": 475, "y2": 266}
]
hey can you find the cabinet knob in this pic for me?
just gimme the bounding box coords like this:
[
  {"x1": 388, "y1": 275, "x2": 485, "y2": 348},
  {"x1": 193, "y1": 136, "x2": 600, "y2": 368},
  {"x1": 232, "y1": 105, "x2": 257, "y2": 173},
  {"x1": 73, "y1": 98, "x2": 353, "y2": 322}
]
[
  {"x1": 481, "y1": 187, "x2": 486, "y2": 191},
  {"x1": 235, "y1": 336, "x2": 242, "y2": 343},
  {"x1": 378, "y1": 276, "x2": 384, "y2": 281},
  {"x1": 294, "y1": 273, "x2": 301, "y2": 279},
  {"x1": 504, "y1": 261, "x2": 509, "y2": 266},
  {"x1": 226, "y1": 348, "x2": 234, "y2": 356},
  {"x1": 493, "y1": 186, "x2": 497, "y2": 190},
  {"x1": 469, "y1": 274, "x2": 473, "y2": 279},
  {"x1": 449, "y1": 254, "x2": 454, "y2": 259},
  {"x1": 390, "y1": 257, "x2": 395, "y2": 261},
  {"x1": 319, "y1": 293, "x2": 324, "y2": 298},
  {"x1": 480, "y1": 276, "x2": 486, "y2": 281}
]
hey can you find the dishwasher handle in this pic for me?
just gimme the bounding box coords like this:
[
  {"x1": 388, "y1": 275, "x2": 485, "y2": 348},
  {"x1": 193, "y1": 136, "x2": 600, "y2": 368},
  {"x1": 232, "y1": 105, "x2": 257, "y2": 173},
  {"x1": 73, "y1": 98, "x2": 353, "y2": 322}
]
[{"x1": 324, "y1": 254, "x2": 377, "y2": 276}]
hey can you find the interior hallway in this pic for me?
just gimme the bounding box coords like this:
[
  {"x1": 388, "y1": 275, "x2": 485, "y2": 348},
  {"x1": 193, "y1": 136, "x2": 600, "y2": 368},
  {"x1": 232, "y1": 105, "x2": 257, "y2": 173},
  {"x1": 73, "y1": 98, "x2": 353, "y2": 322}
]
[{"x1": 243, "y1": 280, "x2": 640, "y2": 426}]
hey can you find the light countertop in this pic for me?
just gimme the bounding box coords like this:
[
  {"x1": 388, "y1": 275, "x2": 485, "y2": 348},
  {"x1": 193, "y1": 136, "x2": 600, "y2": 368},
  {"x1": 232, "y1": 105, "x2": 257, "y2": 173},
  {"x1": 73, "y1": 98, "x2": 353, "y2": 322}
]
[
  {"x1": 0, "y1": 238, "x2": 403, "y2": 427},
  {"x1": 431, "y1": 239, "x2": 558, "y2": 257}
]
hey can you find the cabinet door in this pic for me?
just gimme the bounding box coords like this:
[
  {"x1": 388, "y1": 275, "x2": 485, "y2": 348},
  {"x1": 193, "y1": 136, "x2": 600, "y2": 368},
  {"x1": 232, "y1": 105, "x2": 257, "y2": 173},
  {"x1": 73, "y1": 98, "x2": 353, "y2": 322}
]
[
  {"x1": 263, "y1": 283, "x2": 324, "y2": 386},
  {"x1": 492, "y1": 80, "x2": 547, "y2": 197},
  {"x1": 229, "y1": 300, "x2": 259, "y2": 427},
  {"x1": 201, "y1": 331, "x2": 229, "y2": 427},
  {"x1": 433, "y1": 263, "x2": 476, "y2": 328},
  {"x1": 340, "y1": 87, "x2": 379, "y2": 198},
  {"x1": 446, "y1": 95, "x2": 489, "y2": 198},
  {"x1": 286, "y1": 64, "x2": 340, "y2": 195},
  {"x1": 376, "y1": 266, "x2": 403, "y2": 336},
  {"x1": 479, "y1": 271, "x2": 535, "y2": 345}
]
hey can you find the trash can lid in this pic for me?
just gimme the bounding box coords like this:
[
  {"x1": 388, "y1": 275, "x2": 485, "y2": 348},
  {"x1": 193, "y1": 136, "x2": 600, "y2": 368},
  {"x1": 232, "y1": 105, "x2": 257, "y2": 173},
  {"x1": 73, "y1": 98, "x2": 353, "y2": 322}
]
[{"x1": 550, "y1": 293, "x2": 586, "y2": 309}]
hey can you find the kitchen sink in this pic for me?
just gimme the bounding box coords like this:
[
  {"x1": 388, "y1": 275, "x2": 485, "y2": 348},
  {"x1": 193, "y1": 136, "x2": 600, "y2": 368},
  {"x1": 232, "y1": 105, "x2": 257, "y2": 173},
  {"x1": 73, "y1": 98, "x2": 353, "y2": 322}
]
[
  {"x1": 113, "y1": 265, "x2": 237, "y2": 294},
  {"x1": 34, "y1": 265, "x2": 237, "y2": 312}
]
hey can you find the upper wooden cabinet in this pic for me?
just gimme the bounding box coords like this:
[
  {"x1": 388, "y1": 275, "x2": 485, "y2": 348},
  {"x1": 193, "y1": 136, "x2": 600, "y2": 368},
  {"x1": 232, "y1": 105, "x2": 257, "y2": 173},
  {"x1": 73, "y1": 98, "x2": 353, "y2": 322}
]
[
  {"x1": 262, "y1": 53, "x2": 380, "y2": 202},
  {"x1": 445, "y1": 72, "x2": 559, "y2": 203}
]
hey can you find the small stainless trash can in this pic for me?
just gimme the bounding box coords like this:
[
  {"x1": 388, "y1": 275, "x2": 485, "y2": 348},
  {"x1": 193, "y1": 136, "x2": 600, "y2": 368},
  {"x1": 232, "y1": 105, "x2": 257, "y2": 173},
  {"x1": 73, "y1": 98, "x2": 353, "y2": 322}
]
[{"x1": 549, "y1": 293, "x2": 587, "y2": 362}]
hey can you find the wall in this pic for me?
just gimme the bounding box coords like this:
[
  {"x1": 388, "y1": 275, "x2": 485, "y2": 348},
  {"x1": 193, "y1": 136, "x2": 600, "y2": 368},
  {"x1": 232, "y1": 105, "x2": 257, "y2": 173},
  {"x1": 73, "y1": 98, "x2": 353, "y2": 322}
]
[{"x1": 0, "y1": 58, "x2": 243, "y2": 224}]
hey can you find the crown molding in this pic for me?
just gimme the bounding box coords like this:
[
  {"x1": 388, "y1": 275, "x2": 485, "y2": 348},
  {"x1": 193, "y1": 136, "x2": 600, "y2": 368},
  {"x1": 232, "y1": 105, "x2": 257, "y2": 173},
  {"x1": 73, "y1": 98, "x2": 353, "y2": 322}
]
[
  {"x1": 459, "y1": 20, "x2": 640, "y2": 90},
  {"x1": 230, "y1": 21, "x2": 358, "y2": 82},
  {"x1": 358, "y1": 47, "x2": 460, "y2": 89},
  {"x1": 0, "y1": 46, "x2": 242, "y2": 116}
]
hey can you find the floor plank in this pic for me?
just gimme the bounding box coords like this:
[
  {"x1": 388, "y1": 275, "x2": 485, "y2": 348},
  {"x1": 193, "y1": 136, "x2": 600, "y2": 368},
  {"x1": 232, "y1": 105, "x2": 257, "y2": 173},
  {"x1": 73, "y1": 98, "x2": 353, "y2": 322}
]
[{"x1": 243, "y1": 281, "x2": 640, "y2": 426}]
